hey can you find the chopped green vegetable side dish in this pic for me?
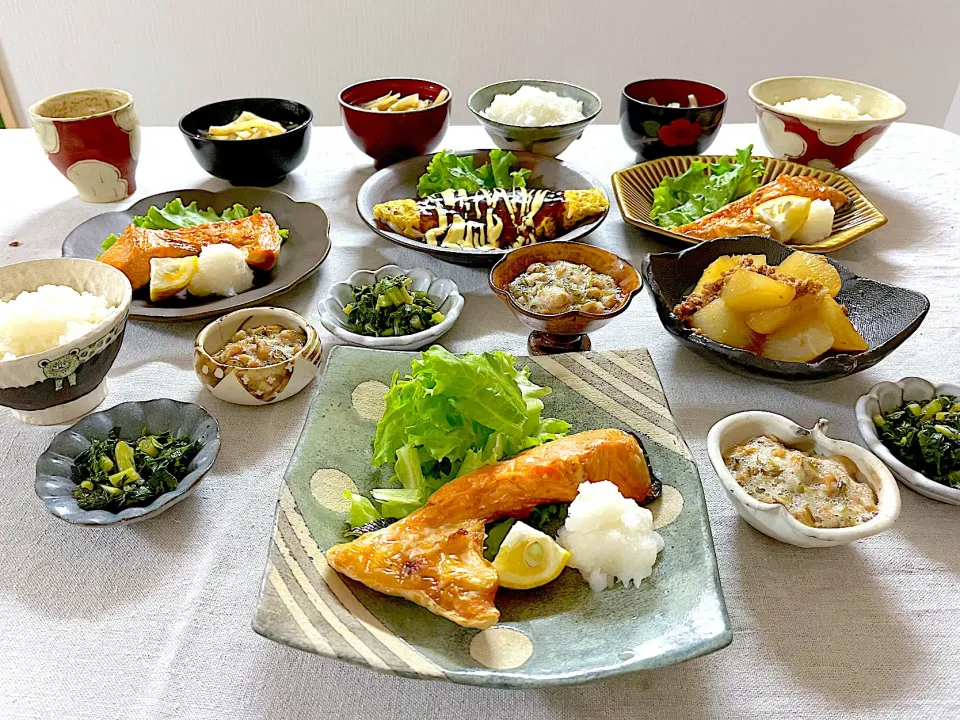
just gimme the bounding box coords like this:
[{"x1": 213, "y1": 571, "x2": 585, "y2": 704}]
[
  {"x1": 416, "y1": 149, "x2": 532, "y2": 198},
  {"x1": 344, "y1": 274, "x2": 445, "y2": 337},
  {"x1": 874, "y1": 395, "x2": 960, "y2": 488},
  {"x1": 72, "y1": 429, "x2": 201, "y2": 512},
  {"x1": 650, "y1": 145, "x2": 764, "y2": 229},
  {"x1": 100, "y1": 198, "x2": 289, "y2": 253}
]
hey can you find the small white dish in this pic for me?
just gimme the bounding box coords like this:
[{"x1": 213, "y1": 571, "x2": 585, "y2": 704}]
[
  {"x1": 194, "y1": 307, "x2": 322, "y2": 406},
  {"x1": 706, "y1": 411, "x2": 901, "y2": 548},
  {"x1": 855, "y1": 377, "x2": 960, "y2": 506},
  {"x1": 318, "y1": 265, "x2": 463, "y2": 350}
]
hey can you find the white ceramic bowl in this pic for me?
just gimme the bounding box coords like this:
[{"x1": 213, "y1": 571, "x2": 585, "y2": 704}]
[
  {"x1": 319, "y1": 265, "x2": 463, "y2": 350},
  {"x1": 707, "y1": 411, "x2": 901, "y2": 548},
  {"x1": 0, "y1": 258, "x2": 132, "y2": 425},
  {"x1": 855, "y1": 377, "x2": 960, "y2": 506},
  {"x1": 194, "y1": 307, "x2": 322, "y2": 406}
]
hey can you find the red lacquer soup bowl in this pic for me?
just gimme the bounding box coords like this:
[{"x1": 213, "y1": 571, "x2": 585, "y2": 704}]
[{"x1": 340, "y1": 78, "x2": 451, "y2": 168}]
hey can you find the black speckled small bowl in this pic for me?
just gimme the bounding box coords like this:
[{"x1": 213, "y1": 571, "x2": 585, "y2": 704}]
[{"x1": 35, "y1": 399, "x2": 220, "y2": 526}]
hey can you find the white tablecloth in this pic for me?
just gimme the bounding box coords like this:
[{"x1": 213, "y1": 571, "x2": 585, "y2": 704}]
[{"x1": 1, "y1": 123, "x2": 958, "y2": 720}]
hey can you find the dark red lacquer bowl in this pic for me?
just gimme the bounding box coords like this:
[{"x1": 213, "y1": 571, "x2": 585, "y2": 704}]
[{"x1": 340, "y1": 78, "x2": 451, "y2": 168}]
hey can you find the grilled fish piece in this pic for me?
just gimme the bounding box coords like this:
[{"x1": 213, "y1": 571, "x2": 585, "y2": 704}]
[
  {"x1": 674, "y1": 175, "x2": 849, "y2": 240},
  {"x1": 98, "y1": 212, "x2": 283, "y2": 290},
  {"x1": 326, "y1": 429, "x2": 656, "y2": 629},
  {"x1": 373, "y1": 188, "x2": 608, "y2": 250}
]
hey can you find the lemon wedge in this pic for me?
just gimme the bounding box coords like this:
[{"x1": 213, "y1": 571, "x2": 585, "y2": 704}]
[
  {"x1": 754, "y1": 195, "x2": 812, "y2": 242},
  {"x1": 492, "y1": 522, "x2": 570, "y2": 590},
  {"x1": 150, "y1": 256, "x2": 199, "y2": 302}
]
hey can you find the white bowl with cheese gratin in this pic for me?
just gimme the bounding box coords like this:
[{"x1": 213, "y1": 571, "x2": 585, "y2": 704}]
[{"x1": 706, "y1": 411, "x2": 900, "y2": 548}]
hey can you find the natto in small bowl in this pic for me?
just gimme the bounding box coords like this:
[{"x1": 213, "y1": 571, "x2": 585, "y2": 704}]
[
  {"x1": 489, "y1": 241, "x2": 641, "y2": 355},
  {"x1": 620, "y1": 79, "x2": 726, "y2": 160},
  {"x1": 179, "y1": 98, "x2": 313, "y2": 186}
]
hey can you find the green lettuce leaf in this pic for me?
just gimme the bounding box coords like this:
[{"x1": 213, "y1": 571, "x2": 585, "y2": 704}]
[
  {"x1": 416, "y1": 149, "x2": 531, "y2": 198},
  {"x1": 100, "y1": 199, "x2": 289, "y2": 251},
  {"x1": 344, "y1": 490, "x2": 381, "y2": 527},
  {"x1": 650, "y1": 145, "x2": 764, "y2": 229}
]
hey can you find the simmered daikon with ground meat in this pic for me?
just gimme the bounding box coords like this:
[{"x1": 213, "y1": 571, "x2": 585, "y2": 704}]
[
  {"x1": 508, "y1": 261, "x2": 622, "y2": 315},
  {"x1": 211, "y1": 324, "x2": 307, "y2": 368},
  {"x1": 723, "y1": 435, "x2": 878, "y2": 528}
]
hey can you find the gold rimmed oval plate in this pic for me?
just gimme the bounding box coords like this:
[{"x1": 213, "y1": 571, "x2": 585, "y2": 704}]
[{"x1": 611, "y1": 155, "x2": 886, "y2": 253}]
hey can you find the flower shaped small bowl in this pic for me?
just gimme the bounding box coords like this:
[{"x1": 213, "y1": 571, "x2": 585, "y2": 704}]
[
  {"x1": 319, "y1": 265, "x2": 463, "y2": 351},
  {"x1": 35, "y1": 399, "x2": 221, "y2": 526},
  {"x1": 468, "y1": 79, "x2": 601, "y2": 158},
  {"x1": 619, "y1": 79, "x2": 727, "y2": 160},
  {"x1": 855, "y1": 377, "x2": 960, "y2": 506},
  {"x1": 195, "y1": 307, "x2": 322, "y2": 406},
  {"x1": 707, "y1": 411, "x2": 900, "y2": 548},
  {"x1": 749, "y1": 76, "x2": 906, "y2": 170},
  {"x1": 489, "y1": 241, "x2": 641, "y2": 355}
]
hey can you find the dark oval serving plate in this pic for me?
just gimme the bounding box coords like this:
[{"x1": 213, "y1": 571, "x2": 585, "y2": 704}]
[
  {"x1": 62, "y1": 187, "x2": 331, "y2": 322},
  {"x1": 642, "y1": 236, "x2": 930, "y2": 383},
  {"x1": 35, "y1": 399, "x2": 220, "y2": 526},
  {"x1": 356, "y1": 149, "x2": 610, "y2": 267}
]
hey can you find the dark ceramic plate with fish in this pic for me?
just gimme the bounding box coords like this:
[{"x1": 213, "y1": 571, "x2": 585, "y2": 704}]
[
  {"x1": 642, "y1": 235, "x2": 929, "y2": 383},
  {"x1": 356, "y1": 150, "x2": 610, "y2": 267},
  {"x1": 61, "y1": 187, "x2": 331, "y2": 322}
]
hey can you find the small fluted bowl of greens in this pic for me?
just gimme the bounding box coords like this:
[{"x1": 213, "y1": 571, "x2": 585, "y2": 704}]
[
  {"x1": 856, "y1": 377, "x2": 960, "y2": 505},
  {"x1": 319, "y1": 265, "x2": 463, "y2": 350},
  {"x1": 35, "y1": 399, "x2": 221, "y2": 525}
]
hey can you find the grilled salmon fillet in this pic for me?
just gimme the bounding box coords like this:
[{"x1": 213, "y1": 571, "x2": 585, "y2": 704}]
[
  {"x1": 674, "y1": 174, "x2": 849, "y2": 240},
  {"x1": 98, "y1": 212, "x2": 282, "y2": 290},
  {"x1": 326, "y1": 429, "x2": 656, "y2": 629}
]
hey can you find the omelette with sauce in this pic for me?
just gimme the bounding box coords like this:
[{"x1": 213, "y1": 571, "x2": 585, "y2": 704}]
[
  {"x1": 326, "y1": 429, "x2": 658, "y2": 629},
  {"x1": 373, "y1": 187, "x2": 609, "y2": 251}
]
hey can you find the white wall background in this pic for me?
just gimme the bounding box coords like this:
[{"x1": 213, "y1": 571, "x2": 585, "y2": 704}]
[{"x1": 1, "y1": 0, "x2": 959, "y2": 130}]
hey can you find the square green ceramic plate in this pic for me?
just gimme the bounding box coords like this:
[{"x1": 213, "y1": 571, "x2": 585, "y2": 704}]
[{"x1": 252, "y1": 346, "x2": 731, "y2": 687}]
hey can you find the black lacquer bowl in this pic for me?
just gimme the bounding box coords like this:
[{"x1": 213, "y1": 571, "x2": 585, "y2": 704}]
[
  {"x1": 179, "y1": 98, "x2": 312, "y2": 186},
  {"x1": 35, "y1": 399, "x2": 221, "y2": 526},
  {"x1": 642, "y1": 236, "x2": 930, "y2": 383}
]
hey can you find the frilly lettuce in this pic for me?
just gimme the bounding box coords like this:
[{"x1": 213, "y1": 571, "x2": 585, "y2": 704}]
[
  {"x1": 650, "y1": 145, "x2": 764, "y2": 229},
  {"x1": 416, "y1": 149, "x2": 532, "y2": 198}
]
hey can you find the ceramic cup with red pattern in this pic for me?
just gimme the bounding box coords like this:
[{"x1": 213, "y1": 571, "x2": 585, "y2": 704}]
[
  {"x1": 749, "y1": 76, "x2": 906, "y2": 171},
  {"x1": 29, "y1": 88, "x2": 140, "y2": 203}
]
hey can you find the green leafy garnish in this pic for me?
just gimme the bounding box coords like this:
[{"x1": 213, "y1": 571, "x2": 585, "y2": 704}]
[
  {"x1": 353, "y1": 346, "x2": 568, "y2": 522},
  {"x1": 344, "y1": 274, "x2": 445, "y2": 338},
  {"x1": 100, "y1": 199, "x2": 290, "y2": 252},
  {"x1": 416, "y1": 149, "x2": 532, "y2": 197},
  {"x1": 650, "y1": 145, "x2": 764, "y2": 228},
  {"x1": 71, "y1": 429, "x2": 201, "y2": 512},
  {"x1": 875, "y1": 395, "x2": 960, "y2": 488}
]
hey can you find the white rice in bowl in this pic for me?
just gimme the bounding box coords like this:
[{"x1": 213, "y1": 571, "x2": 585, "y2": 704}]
[
  {"x1": 0, "y1": 284, "x2": 118, "y2": 360},
  {"x1": 557, "y1": 480, "x2": 664, "y2": 592},
  {"x1": 774, "y1": 94, "x2": 872, "y2": 120},
  {"x1": 482, "y1": 85, "x2": 585, "y2": 127}
]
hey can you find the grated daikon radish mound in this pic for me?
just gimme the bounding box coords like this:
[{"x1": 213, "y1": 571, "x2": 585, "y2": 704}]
[
  {"x1": 557, "y1": 480, "x2": 664, "y2": 592},
  {"x1": 482, "y1": 85, "x2": 585, "y2": 127},
  {"x1": 187, "y1": 244, "x2": 254, "y2": 298},
  {"x1": 0, "y1": 285, "x2": 118, "y2": 360}
]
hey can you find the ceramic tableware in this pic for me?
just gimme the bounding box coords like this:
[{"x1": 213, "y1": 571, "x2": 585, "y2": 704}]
[
  {"x1": 194, "y1": 307, "x2": 322, "y2": 406},
  {"x1": 318, "y1": 265, "x2": 463, "y2": 350},
  {"x1": 61, "y1": 187, "x2": 331, "y2": 322},
  {"x1": 252, "y1": 345, "x2": 730, "y2": 687},
  {"x1": 748, "y1": 76, "x2": 906, "y2": 170},
  {"x1": 356, "y1": 149, "x2": 609, "y2": 267},
  {"x1": 29, "y1": 88, "x2": 140, "y2": 202},
  {"x1": 0, "y1": 258, "x2": 131, "y2": 425},
  {"x1": 467, "y1": 79, "x2": 601, "y2": 157},
  {"x1": 642, "y1": 236, "x2": 929, "y2": 383},
  {"x1": 340, "y1": 78, "x2": 451, "y2": 168},
  {"x1": 619, "y1": 79, "x2": 726, "y2": 160},
  {"x1": 35, "y1": 399, "x2": 220, "y2": 526},
  {"x1": 179, "y1": 98, "x2": 313, "y2": 186},
  {"x1": 707, "y1": 412, "x2": 900, "y2": 548},
  {"x1": 612, "y1": 154, "x2": 887, "y2": 253},
  {"x1": 489, "y1": 242, "x2": 641, "y2": 355},
  {"x1": 855, "y1": 377, "x2": 960, "y2": 505}
]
